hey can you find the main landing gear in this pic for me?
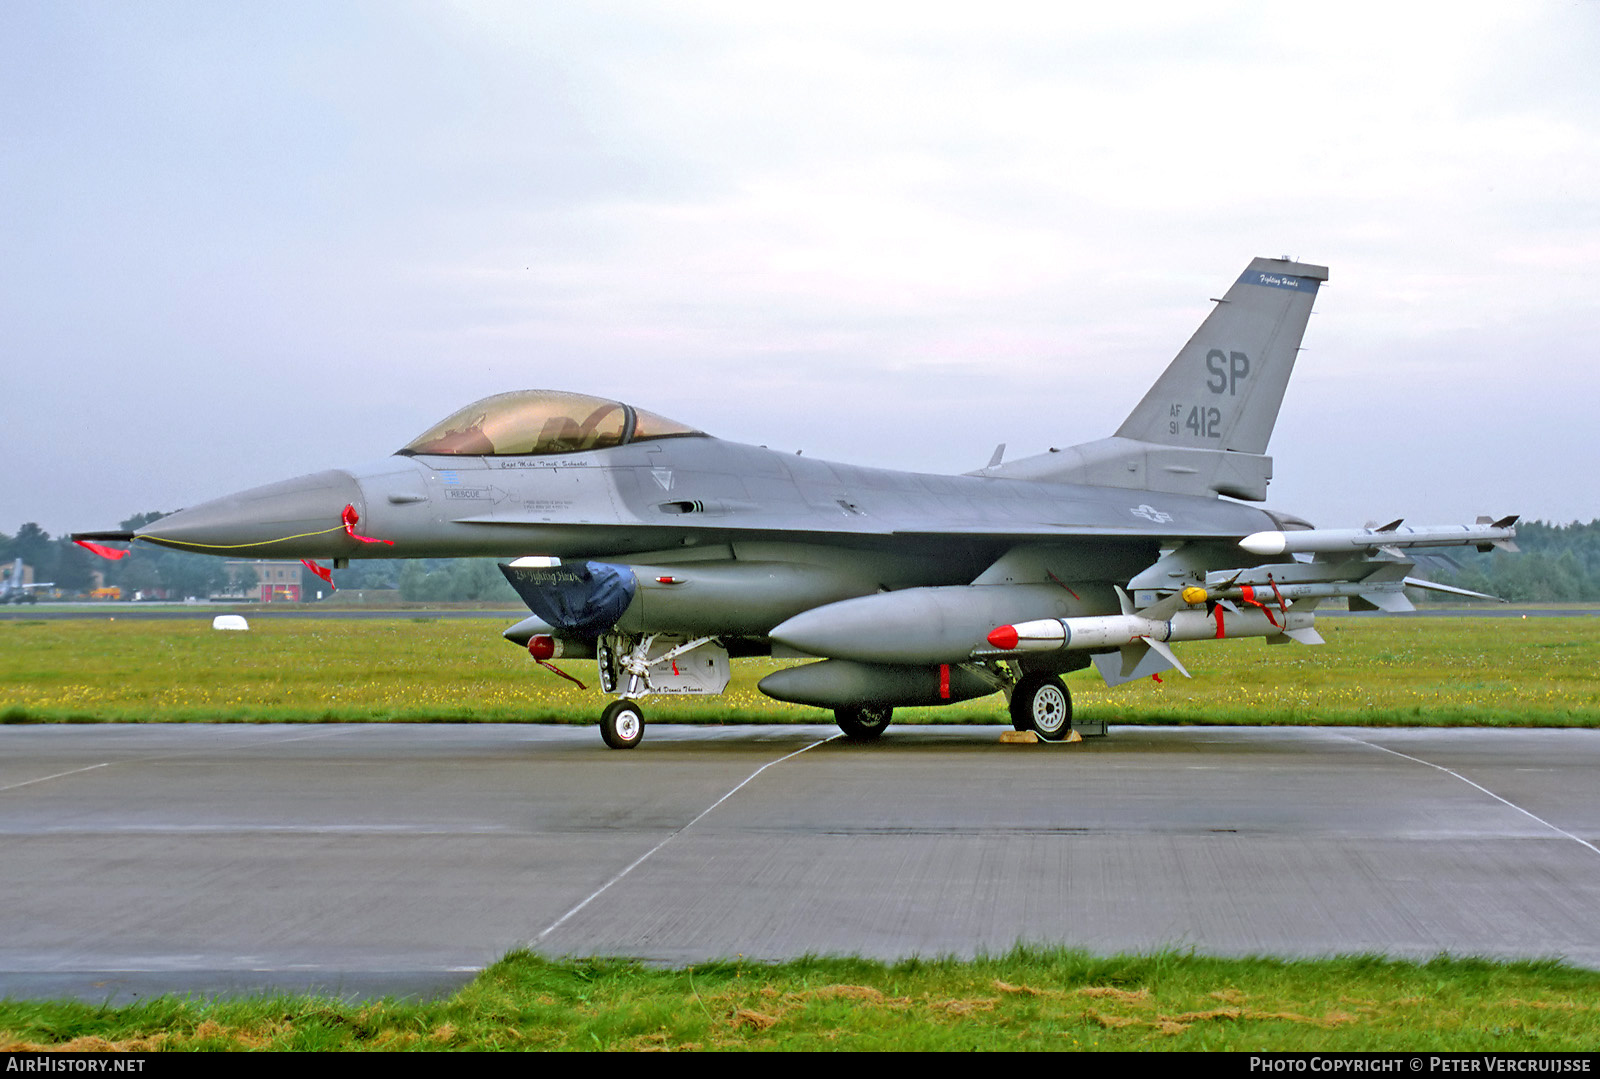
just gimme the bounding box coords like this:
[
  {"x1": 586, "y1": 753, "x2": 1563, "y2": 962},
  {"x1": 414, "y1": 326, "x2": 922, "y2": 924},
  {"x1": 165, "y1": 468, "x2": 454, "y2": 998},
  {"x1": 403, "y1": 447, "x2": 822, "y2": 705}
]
[
  {"x1": 1009, "y1": 672, "x2": 1072, "y2": 741},
  {"x1": 834, "y1": 704, "x2": 893, "y2": 741}
]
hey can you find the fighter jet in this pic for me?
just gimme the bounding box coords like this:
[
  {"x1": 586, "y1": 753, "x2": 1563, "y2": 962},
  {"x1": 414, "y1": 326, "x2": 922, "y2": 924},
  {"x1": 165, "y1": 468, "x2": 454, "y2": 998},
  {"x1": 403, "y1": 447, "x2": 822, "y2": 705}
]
[
  {"x1": 0, "y1": 559, "x2": 52, "y2": 605},
  {"x1": 73, "y1": 257, "x2": 1516, "y2": 748}
]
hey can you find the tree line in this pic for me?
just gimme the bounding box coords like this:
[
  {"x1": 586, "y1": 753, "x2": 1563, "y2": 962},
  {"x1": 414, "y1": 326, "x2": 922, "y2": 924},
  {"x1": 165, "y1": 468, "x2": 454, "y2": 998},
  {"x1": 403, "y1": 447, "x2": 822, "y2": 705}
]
[{"x1": 1422, "y1": 519, "x2": 1600, "y2": 603}]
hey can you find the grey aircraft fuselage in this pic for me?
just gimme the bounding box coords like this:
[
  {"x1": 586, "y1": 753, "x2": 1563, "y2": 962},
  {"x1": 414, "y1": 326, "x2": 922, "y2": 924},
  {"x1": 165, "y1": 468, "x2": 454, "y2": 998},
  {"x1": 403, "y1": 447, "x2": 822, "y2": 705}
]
[
  {"x1": 127, "y1": 433, "x2": 1287, "y2": 640},
  {"x1": 74, "y1": 257, "x2": 1516, "y2": 748}
]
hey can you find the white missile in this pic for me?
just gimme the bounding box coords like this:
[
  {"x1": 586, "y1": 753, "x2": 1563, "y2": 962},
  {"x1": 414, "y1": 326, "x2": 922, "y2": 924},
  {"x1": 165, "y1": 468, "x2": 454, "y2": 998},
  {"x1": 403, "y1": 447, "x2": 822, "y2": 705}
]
[
  {"x1": 985, "y1": 605, "x2": 1315, "y2": 654},
  {"x1": 1239, "y1": 516, "x2": 1518, "y2": 557},
  {"x1": 981, "y1": 587, "x2": 1322, "y2": 689}
]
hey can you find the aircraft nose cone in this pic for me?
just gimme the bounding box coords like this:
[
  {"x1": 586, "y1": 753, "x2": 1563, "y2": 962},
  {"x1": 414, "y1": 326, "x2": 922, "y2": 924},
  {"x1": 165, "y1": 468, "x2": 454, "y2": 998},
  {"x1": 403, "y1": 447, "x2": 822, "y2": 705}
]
[{"x1": 134, "y1": 470, "x2": 364, "y2": 557}]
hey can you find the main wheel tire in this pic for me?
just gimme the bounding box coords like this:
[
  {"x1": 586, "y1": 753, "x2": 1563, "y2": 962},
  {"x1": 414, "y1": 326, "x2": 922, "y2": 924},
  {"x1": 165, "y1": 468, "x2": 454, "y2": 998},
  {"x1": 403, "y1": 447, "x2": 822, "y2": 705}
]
[
  {"x1": 600, "y1": 699, "x2": 645, "y2": 750},
  {"x1": 1009, "y1": 674, "x2": 1072, "y2": 741},
  {"x1": 835, "y1": 704, "x2": 893, "y2": 741}
]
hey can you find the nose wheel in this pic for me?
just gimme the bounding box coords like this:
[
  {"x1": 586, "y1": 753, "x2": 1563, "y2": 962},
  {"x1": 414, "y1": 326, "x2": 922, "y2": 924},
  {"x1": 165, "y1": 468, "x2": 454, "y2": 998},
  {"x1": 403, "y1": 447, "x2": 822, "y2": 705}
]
[{"x1": 600, "y1": 699, "x2": 645, "y2": 749}]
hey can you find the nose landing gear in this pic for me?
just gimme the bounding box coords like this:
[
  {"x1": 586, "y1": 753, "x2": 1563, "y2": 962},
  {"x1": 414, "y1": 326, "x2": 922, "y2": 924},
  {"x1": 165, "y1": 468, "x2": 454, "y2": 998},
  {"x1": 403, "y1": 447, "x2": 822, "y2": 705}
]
[
  {"x1": 600, "y1": 699, "x2": 645, "y2": 749},
  {"x1": 592, "y1": 633, "x2": 730, "y2": 749}
]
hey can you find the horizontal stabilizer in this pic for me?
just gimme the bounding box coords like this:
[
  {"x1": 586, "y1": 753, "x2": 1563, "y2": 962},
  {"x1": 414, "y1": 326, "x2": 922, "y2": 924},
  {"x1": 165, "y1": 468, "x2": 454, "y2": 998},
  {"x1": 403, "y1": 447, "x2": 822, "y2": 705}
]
[{"x1": 1403, "y1": 576, "x2": 1508, "y2": 603}]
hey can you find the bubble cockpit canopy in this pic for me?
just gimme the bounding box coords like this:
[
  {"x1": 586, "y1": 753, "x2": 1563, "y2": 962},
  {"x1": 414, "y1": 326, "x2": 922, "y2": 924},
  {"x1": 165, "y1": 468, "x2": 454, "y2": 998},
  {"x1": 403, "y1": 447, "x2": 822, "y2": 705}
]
[{"x1": 398, "y1": 390, "x2": 705, "y2": 457}]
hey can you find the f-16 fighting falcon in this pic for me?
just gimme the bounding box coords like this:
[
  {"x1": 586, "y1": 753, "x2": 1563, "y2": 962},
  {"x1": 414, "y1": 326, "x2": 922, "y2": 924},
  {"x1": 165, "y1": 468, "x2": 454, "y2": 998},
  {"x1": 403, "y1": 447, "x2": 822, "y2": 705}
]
[{"x1": 74, "y1": 258, "x2": 1517, "y2": 748}]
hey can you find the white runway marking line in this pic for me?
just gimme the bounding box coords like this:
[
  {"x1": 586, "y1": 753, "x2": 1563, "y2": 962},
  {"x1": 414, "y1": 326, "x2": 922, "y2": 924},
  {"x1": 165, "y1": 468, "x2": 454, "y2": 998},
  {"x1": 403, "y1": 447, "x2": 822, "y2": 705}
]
[
  {"x1": 535, "y1": 734, "x2": 840, "y2": 944},
  {"x1": 0, "y1": 726, "x2": 361, "y2": 794},
  {"x1": 0, "y1": 762, "x2": 111, "y2": 793},
  {"x1": 1341, "y1": 733, "x2": 1600, "y2": 857}
]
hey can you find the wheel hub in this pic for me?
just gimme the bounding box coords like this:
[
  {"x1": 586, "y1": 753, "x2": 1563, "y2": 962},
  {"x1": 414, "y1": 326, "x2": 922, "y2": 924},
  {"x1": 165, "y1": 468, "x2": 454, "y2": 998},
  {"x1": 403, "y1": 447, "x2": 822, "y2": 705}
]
[
  {"x1": 615, "y1": 711, "x2": 641, "y2": 741},
  {"x1": 1032, "y1": 689, "x2": 1067, "y2": 734}
]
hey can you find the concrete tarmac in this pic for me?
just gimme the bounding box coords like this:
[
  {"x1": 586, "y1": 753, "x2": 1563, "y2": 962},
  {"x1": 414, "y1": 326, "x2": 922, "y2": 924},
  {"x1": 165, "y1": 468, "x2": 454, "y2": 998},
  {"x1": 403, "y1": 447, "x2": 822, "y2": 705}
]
[{"x1": 2, "y1": 722, "x2": 1598, "y2": 1002}]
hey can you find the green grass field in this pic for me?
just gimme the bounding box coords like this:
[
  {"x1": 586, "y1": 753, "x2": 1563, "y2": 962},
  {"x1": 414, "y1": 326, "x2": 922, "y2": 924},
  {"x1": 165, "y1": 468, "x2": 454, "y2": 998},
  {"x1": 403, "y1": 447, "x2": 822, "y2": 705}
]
[
  {"x1": 3, "y1": 613, "x2": 1598, "y2": 726},
  {"x1": 4, "y1": 950, "x2": 1599, "y2": 1052}
]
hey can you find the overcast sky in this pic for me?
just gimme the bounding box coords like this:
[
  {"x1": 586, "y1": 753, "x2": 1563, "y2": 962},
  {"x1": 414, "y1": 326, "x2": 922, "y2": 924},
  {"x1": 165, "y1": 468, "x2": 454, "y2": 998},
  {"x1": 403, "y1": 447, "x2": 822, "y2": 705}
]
[{"x1": 5, "y1": 1, "x2": 1597, "y2": 539}]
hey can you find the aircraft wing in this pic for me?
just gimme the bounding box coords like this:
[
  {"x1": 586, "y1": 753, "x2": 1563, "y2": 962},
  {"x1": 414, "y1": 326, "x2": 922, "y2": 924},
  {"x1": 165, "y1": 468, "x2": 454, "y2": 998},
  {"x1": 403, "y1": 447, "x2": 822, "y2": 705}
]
[{"x1": 964, "y1": 516, "x2": 1521, "y2": 689}]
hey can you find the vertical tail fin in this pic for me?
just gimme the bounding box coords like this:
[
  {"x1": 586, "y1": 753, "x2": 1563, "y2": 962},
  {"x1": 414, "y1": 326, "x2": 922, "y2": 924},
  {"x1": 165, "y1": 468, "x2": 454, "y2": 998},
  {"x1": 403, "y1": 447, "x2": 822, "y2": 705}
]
[
  {"x1": 1116, "y1": 257, "x2": 1327, "y2": 455},
  {"x1": 977, "y1": 257, "x2": 1328, "y2": 500}
]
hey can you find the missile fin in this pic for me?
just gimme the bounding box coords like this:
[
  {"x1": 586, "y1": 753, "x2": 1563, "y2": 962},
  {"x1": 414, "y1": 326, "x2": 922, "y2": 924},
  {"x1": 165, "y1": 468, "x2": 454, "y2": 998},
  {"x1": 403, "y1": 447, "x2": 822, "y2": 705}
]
[
  {"x1": 1092, "y1": 638, "x2": 1185, "y2": 688},
  {"x1": 1353, "y1": 591, "x2": 1414, "y2": 613},
  {"x1": 1136, "y1": 591, "x2": 1188, "y2": 620},
  {"x1": 1114, "y1": 585, "x2": 1135, "y2": 617},
  {"x1": 1143, "y1": 637, "x2": 1191, "y2": 678},
  {"x1": 1092, "y1": 646, "x2": 1141, "y2": 687}
]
